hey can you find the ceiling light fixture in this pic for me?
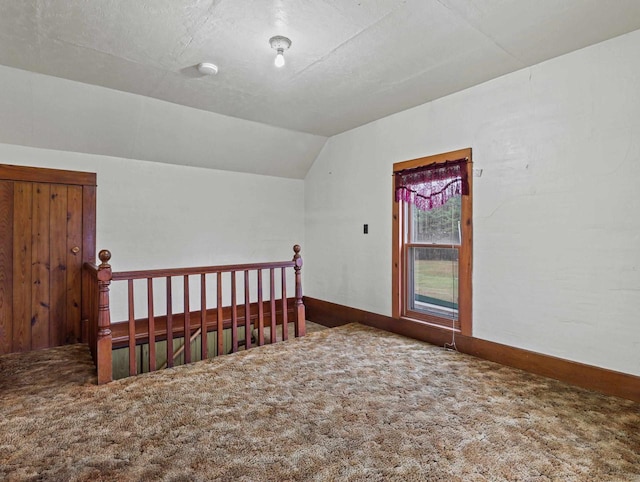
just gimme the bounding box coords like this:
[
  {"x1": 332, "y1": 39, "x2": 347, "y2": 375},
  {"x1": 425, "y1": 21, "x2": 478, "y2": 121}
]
[
  {"x1": 269, "y1": 36, "x2": 291, "y2": 68},
  {"x1": 197, "y1": 62, "x2": 218, "y2": 75}
]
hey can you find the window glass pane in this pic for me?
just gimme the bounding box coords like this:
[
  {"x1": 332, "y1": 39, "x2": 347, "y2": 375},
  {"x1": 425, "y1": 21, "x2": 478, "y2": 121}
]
[
  {"x1": 408, "y1": 247, "x2": 458, "y2": 320},
  {"x1": 410, "y1": 195, "x2": 461, "y2": 245}
]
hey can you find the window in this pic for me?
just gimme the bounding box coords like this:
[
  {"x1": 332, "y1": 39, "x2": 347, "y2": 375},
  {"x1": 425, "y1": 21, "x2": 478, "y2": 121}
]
[{"x1": 392, "y1": 148, "x2": 472, "y2": 335}]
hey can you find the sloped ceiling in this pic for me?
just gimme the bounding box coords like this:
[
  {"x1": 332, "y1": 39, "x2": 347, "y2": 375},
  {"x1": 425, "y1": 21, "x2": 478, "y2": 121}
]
[{"x1": 0, "y1": 1, "x2": 639, "y2": 177}]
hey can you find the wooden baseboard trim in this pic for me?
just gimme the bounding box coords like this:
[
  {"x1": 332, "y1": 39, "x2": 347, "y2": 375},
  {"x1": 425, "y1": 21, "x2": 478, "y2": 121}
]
[{"x1": 304, "y1": 297, "x2": 640, "y2": 403}]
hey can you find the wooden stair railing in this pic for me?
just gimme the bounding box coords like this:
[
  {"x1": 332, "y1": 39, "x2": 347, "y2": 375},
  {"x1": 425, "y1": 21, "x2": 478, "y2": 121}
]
[{"x1": 84, "y1": 245, "x2": 305, "y2": 385}]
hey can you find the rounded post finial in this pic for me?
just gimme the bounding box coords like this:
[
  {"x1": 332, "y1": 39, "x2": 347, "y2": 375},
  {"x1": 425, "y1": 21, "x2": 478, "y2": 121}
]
[
  {"x1": 293, "y1": 244, "x2": 302, "y2": 268},
  {"x1": 99, "y1": 249, "x2": 112, "y2": 267}
]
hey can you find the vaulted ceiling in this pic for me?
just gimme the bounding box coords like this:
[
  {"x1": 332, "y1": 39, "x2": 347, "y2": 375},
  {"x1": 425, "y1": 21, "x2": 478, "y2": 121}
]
[{"x1": 1, "y1": 1, "x2": 640, "y2": 177}]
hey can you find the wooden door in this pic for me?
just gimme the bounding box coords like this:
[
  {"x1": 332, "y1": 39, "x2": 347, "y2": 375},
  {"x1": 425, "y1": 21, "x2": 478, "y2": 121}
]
[{"x1": 0, "y1": 165, "x2": 96, "y2": 355}]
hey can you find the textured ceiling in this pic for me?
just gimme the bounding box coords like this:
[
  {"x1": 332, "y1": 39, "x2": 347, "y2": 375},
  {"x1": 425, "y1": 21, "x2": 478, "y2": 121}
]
[{"x1": 1, "y1": 0, "x2": 640, "y2": 138}]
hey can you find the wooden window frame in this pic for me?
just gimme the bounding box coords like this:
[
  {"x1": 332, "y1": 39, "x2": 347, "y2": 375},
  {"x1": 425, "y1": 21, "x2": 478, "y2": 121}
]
[{"x1": 392, "y1": 148, "x2": 473, "y2": 336}]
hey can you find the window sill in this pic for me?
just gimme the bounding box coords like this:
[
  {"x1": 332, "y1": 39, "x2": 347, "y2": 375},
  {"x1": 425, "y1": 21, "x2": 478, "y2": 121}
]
[{"x1": 399, "y1": 315, "x2": 460, "y2": 333}]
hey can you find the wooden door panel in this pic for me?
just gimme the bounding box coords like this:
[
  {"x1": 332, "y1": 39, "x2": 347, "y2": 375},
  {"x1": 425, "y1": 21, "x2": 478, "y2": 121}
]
[
  {"x1": 31, "y1": 183, "x2": 51, "y2": 350},
  {"x1": 12, "y1": 182, "x2": 33, "y2": 352},
  {"x1": 49, "y1": 184, "x2": 68, "y2": 347},
  {"x1": 66, "y1": 185, "x2": 83, "y2": 343},
  {"x1": 1, "y1": 164, "x2": 96, "y2": 354},
  {"x1": 0, "y1": 181, "x2": 13, "y2": 355}
]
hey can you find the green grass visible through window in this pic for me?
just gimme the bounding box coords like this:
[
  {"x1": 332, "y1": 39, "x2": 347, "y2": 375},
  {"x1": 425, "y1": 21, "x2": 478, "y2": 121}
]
[{"x1": 414, "y1": 259, "x2": 458, "y2": 308}]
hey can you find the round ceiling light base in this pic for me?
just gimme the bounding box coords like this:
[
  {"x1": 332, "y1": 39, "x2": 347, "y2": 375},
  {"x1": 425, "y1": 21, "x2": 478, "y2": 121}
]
[
  {"x1": 197, "y1": 62, "x2": 219, "y2": 75},
  {"x1": 269, "y1": 36, "x2": 292, "y2": 51}
]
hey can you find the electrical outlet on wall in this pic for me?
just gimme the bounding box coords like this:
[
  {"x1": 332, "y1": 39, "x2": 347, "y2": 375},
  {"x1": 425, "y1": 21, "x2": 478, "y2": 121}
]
[{"x1": 363, "y1": 224, "x2": 368, "y2": 234}]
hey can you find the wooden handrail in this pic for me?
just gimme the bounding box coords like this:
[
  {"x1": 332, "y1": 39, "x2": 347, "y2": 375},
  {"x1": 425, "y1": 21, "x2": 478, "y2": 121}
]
[
  {"x1": 112, "y1": 260, "x2": 296, "y2": 281},
  {"x1": 159, "y1": 327, "x2": 202, "y2": 370},
  {"x1": 85, "y1": 262, "x2": 99, "y2": 274}
]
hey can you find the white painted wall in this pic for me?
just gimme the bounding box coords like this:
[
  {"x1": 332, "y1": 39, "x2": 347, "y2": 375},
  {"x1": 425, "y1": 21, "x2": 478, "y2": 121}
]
[
  {"x1": 0, "y1": 143, "x2": 304, "y2": 320},
  {"x1": 305, "y1": 30, "x2": 640, "y2": 376},
  {"x1": 0, "y1": 64, "x2": 326, "y2": 179}
]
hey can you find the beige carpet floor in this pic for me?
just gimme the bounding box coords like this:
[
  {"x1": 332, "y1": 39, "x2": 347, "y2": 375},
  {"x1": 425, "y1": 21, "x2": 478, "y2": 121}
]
[{"x1": 0, "y1": 323, "x2": 638, "y2": 481}]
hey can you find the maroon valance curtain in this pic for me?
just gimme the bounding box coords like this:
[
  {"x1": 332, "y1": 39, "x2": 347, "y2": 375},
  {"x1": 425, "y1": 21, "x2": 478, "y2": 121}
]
[{"x1": 394, "y1": 158, "x2": 469, "y2": 211}]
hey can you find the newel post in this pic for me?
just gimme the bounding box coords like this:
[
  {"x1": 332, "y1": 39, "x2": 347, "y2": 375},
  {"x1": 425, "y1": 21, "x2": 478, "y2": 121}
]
[
  {"x1": 96, "y1": 249, "x2": 113, "y2": 384},
  {"x1": 293, "y1": 245, "x2": 306, "y2": 337}
]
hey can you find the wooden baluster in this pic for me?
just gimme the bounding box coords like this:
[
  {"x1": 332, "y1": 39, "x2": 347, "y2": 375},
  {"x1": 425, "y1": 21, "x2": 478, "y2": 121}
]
[
  {"x1": 166, "y1": 276, "x2": 173, "y2": 368},
  {"x1": 96, "y1": 250, "x2": 113, "y2": 385},
  {"x1": 293, "y1": 245, "x2": 306, "y2": 338},
  {"x1": 257, "y1": 269, "x2": 264, "y2": 346},
  {"x1": 281, "y1": 267, "x2": 288, "y2": 341},
  {"x1": 183, "y1": 275, "x2": 191, "y2": 364},
  {"x1": 231, "y1": 271, "x2": 238, "y2": 353},
  {"x1": 244, "y1": 270, "x2": 251, "y2": 350},
  {"x1": 201, "y1": 273, "x2": 207, "y2": 361},
  {"x1": 127, "y1": 279, "x2": 136, "y2": 376},
  {"x1": 147, "y1": 278, "x2": 156, "y2": 372},
  {"x1": 269, "y1": 268, "x2": 276, "y2": 343},
  {"x1": 216, "y1": 272, "x2": 223, "y2": 357}
]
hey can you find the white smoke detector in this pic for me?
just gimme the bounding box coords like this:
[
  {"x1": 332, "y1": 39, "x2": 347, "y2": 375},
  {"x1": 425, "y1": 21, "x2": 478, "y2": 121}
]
[{"x1": 197, "y1": 62, "x2": 219, "y2": 76}]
